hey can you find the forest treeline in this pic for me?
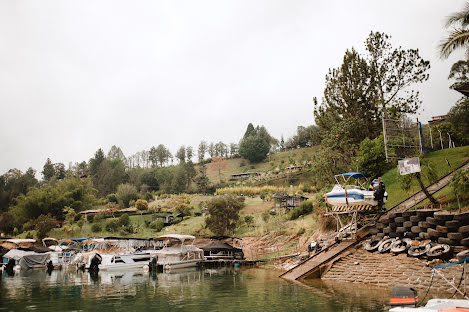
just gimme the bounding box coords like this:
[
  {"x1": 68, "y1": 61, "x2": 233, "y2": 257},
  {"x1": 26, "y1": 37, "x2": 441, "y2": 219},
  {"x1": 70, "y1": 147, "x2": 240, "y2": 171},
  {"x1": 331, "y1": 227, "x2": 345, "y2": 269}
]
[{"x1": 1, "y1": 31, "x2": 468, "y2": 235}]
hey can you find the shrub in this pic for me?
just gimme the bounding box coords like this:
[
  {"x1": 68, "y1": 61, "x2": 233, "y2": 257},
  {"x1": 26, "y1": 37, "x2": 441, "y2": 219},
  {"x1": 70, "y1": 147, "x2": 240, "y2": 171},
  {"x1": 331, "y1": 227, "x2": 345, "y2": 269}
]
[
  {"x1": 239, "y1": 160, "x2": 246, "y2": 167},
  {"x1": 91, "y1": 223, "x2": 102, "y2": 232},
  {"x1": 297, "y1": 227, "x2": 306, "y2": 235},
  {"x1": 261, "y1": 211, "x2": 270, "y2": 223},
  {"x1": 244, "y1": 215, "x2": 254, "y2": 227},
  {"x1": 119, "y1": 213, "x2": 130, "y2": 227},
  {"x1": 129, "y1": 200, "x2": 136, "y2": 207},
  {"x1": 107, "y1": 193, "x2": 118, "y2": 203},
  {"x1": 74, "y1": 214, "x2": 82, "y2": 222},
  {"x1": 205, "y1": 195, "x2": 245, "y2": 236},
  {"x1": 93, "y1": 212, "x2": 106, "y2": 222},
  {"x1": 144, "y1": 192, "x2": 154, "y2": 201},
  {"x1": 135, "y1": 199, "x2": 149, "y2": 213},
  {"x1": 77, "y1": 220, "x2": 84, "y2": 228},
  {"x1": 105, "y1": 219, "x2": 119, "y2": 232},
  {"x1": 149, "y1": 219, "x2": 164, "y2": 232},
  {"x1": 35, "y1": 214, "x2": 56, "y2": 239},
  {"x1": 87, "y1": 214, "x2": 94, "y2": 223},
  {"x1": 289, "y1": 200, "x2": 313, "y2": 220},
  {"x1": 116, "y1": 183, "x2": 138, "y2": 208},
  {"x1": 451, "y1": 169, "x2": 469, "y2": 199}
]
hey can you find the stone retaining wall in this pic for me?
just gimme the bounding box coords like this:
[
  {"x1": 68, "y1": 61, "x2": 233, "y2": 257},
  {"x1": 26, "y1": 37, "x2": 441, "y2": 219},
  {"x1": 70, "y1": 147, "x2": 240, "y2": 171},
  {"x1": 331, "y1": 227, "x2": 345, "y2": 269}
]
[{"x1": 321, "y1": 245, "x2": 467, "y2": 295}]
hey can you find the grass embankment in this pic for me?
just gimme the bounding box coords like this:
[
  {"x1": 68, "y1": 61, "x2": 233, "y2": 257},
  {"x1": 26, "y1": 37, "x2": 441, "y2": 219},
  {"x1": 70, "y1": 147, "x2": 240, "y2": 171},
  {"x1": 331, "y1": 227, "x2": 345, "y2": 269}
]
[{"x1": 382, "y1": 146, "x2": 469, "y2": 208}]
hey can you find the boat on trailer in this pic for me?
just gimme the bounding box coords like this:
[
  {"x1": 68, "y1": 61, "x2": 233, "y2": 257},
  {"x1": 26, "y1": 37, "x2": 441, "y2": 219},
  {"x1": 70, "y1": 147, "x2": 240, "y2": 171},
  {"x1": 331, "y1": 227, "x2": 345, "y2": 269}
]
[{"x1": 325, "y1": 172, "x2": 388, "y2": 207}]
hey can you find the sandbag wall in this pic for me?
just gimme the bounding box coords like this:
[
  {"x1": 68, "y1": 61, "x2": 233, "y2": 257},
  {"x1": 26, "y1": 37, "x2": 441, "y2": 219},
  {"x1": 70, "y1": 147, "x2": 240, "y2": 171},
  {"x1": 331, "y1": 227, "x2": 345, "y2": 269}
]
[{"x1": 374, "y1": 210, "x2": 469, "y2": 249}]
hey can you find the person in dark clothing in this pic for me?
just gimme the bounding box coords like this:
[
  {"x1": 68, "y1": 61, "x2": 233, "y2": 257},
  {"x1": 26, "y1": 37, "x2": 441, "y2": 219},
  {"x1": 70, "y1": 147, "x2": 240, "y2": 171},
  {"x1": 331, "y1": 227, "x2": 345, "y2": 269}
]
[{"x1": 374, "y1": 177, "x2": 386, "y2": 211}]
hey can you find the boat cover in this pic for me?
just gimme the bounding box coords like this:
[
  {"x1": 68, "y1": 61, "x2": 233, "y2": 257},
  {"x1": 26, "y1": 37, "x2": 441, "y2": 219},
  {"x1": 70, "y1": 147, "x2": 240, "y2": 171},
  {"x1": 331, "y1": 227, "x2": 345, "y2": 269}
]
[{"x1": 334, "y1": 172, "x2": 370, "y2": 179}]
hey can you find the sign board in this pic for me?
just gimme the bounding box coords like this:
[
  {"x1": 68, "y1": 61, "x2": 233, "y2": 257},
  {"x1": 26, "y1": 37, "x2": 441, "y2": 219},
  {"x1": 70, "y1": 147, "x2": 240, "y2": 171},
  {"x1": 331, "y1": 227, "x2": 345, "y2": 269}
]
[{"x1": 398, "y1": 158, "x2": 421, "y2": 175}]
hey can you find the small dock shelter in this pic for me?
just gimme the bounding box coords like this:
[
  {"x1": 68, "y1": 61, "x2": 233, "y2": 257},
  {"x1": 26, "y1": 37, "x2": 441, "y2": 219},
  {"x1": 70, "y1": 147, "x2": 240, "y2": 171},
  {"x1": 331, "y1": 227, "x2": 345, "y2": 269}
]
[{"x1": 273, "y1": 193, "x2": 308, "y2": 210}]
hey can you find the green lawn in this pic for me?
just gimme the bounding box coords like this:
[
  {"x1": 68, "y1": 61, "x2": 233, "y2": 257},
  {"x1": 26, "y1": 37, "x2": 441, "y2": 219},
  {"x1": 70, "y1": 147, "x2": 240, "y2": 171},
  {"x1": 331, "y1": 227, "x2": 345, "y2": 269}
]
[{"x1": 382, "y1": 146, "x2": 469, "y2": 208}]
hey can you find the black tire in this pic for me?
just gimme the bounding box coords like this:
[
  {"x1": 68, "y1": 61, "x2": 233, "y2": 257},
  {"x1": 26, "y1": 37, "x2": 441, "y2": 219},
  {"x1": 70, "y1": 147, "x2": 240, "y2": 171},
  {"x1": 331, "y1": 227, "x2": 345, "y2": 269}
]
[
  {"x1": 411, "y1": 226, "x2": 422, "y2": 234},
  {"x1": 394, "y1": 217, "x2": 406, "y2": 223},
  {"x1": 376, "y1": 233, "x2": 385, "y2": 239},
  {"x1": 434, "y1": 213, "x2": 454, "y2": 222},
  {"x1": 376, "y1": 223, "x2": 385, "y2": 230},
  {"x1": 369, "y1": 228, "x2": 380, "y2": 235},
  {"x1": 365, "y1": 238, "x2": 382, "y2": 252},
  {"x1": 418, "y1": 221, "x2": 429, "y2": 228},
  {"x1": 409, "y1": 216, "x2": 421, "y2": 223},
  {"x1": 454, "y1": 212, "x2": 469, "y2": 223},
  {"x1": 390, "y1": 238, "x2": 412, "y2": 254},
  {"x1": 389, "y1": 232, "x2": 397, "y2": 238},
  {"x1": 403, "y1": 221, "x2": 414, "y2": 228},
  {"x1": 389, "y1": 212, "x2": 402, "y2": 219},
  {"x1": 396, "y1": 227, "x2": 406, "y2": 234},
  {"x1": 426, "y1": 217, "x2": 438, "y2": 226},
  {"x1": 427, "y1": 244, "x2": 451, "y2": 259},
  {"x1": 456, "y1": 250, "x2": 469, "y2": 261},
  {"x1": 445, "y1": 220, "x2": 460, "y2": 229},
  {"x1": 419, "y1": 232, "x2": 430, "y2": 240},
  {"x1": 459, "y1": 225, "x2": 469, "y2": 234},
  {"x1": 447, "y1": 232, "x2": 464, "y2": 241},
  {"x1": 408, "y1": 243, "x2": 431, "y2": 257},
  {"x1": 404, "y1": 232, "x2": 417, "y2": 239},
  {"x1": 436, "y1": 225, "x2": 448, "y2": 234},
  {"x1": 378, "y1": 238, "x2": 395, "y2": 253},
  {"x1": 427, "y1": 228, "x2": 440, "y2": 239},
  {"x1": 461, "y1": 238, "x2": 469, "y2": 247},
  {"x1": 383, "y1": 227, "x2": 392, "y2": 234},
  {"x1": 416, "y1": 210, "x2": 438, "y2": 218},
  {"x1": 438, "y1": 237, "x2": 457, "y2": 246},
  {"x1": 380, "y1": 217, "x2": 390, "y2": 225},
  {"x1": 389, "y1": 222, "x2": 397, "y2": 229},
  {"x1": 402, "y1": 211, "x2": 417, "y2": 217}
]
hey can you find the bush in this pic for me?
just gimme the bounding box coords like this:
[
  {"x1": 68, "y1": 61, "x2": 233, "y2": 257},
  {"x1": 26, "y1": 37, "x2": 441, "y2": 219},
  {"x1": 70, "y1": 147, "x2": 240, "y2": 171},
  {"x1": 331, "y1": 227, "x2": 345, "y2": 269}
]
[
  {"x1": 451, "y1": 169, "x2": 469, "y2": 199},
  {"x1": 289, "y1": 200, "x2": 313, "y2": 220},
  {"x1": 77, "y1": 220, "x2": 84, "y2": 228},
  {"x1": 105, "y1": 219, "x2": 119, "y2": 232},
  {"x1": 93, "y1": 212, "x2": 106, "y2": 222},
  {"x1": 119, "y1": 213, "x2": 130, "y2": 227},
  {"x1": 87, "y1": 214, "x2": 94, "y2": 223},
  {"x1": 129, "y1": 200, "x2": 136, "y2": 207},
  {"x1": 116, "y1": 183, "x2": 138, "y2": 208},
  {"x1": 297, "y1": 227, "x2": 306, "y2": 235},
  {"x1": 244, "y1": 215, "x2": 254, "y2": 227},
  {"x1": 107, "y1": 193, "x2": 118, "y2": 203},
  {"x1": 144, "y1": 192, "x2": 154, "y2": 201},
  {"x1": 35, "y1": 214, "x2": 56, "y2": 239},
  {"x1": 91, "y1": 223, "x2": 102, "y2": 232},
  {"x1": 135, "y1": 199, "x2": 149, "y2": 213},
  {"x1": 239, "y1": 160, "x2": 246, "y2": 167},
  {"x1": 149, "y1": 219, "x2": 164, "y2": 232}
]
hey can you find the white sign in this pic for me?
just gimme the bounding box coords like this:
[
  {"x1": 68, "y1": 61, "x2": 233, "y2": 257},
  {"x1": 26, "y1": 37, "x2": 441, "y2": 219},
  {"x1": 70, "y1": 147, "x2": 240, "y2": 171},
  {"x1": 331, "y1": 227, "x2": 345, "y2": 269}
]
[{"x1": 398, "y1": 158, "x2": 421, "y2": 175}]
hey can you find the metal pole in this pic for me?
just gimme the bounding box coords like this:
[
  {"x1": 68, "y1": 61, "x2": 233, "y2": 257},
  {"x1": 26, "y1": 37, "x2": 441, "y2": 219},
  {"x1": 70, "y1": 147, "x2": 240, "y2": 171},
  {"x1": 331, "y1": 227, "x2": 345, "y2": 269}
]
[
  {"x1": 429, "y1": 126, "x2": 433, "y2": 149},
  {"x1": 438, "y1": 130, "x2": 443, "y2": 150},
  {"x1": 382, "y1": 116, "x2": 389, "y2": 161}
]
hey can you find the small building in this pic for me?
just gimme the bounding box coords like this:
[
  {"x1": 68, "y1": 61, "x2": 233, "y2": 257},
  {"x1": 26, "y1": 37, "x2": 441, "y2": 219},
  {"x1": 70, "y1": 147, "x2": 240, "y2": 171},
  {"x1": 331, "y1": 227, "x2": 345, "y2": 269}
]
[
  {"x1": 229, "y1": 172, "x2": 261, "y2": 181},
  {"x1": 428, "y1": 115, "x2": 447, "y2": 125},
  {"x1": 284, "y1": 165, "x2": 303, "y2": 172},
  {"x1": 273, "y1": 193, "x2": 308, "y2": 209}
]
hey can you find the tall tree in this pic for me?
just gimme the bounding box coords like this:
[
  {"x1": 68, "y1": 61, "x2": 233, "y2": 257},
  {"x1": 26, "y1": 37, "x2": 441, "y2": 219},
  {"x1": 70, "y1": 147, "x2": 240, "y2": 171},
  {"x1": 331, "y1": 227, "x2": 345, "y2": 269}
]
[
  {"x1": 439, "y1": 3, "x2": 469, "y2": 59},
  {"x1": 54, "y1": 163, "x2": 66, "y2": 180},
  {"x1": 107, "y1": 145, "x2": 126, "y2": 162},
  {"x1": 186, "y1": 146, "x2": 194, "y2": 161},
  {"x1": 89, "y1": 148, "x2": 105, "y2": 176},
  {"x1": 42, "y1": 158, "x2": 55, "y2": 182},
  {"x1": 208, "y1": 142, "x2": 215, "y2": 158},
  {"x1": 175, "y1": 146, "x2": 186, "y2": 164},
  {"x1": 198, "y1": 141, "x2": 207, "y2": 162}
]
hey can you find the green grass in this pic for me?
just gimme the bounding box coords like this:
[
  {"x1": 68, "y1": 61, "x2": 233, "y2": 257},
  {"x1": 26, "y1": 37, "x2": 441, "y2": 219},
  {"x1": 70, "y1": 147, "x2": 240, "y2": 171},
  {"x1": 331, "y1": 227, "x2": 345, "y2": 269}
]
[{"x1": 382, "y1": 146, "x2": 469, "y2": 208}]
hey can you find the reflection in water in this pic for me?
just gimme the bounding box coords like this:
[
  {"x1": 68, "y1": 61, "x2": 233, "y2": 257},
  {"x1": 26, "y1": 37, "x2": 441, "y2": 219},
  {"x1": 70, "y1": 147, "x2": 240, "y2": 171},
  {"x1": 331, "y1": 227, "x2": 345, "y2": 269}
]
[{"x1": 0, "y1": 267, "x2": 389, "y2": 311}]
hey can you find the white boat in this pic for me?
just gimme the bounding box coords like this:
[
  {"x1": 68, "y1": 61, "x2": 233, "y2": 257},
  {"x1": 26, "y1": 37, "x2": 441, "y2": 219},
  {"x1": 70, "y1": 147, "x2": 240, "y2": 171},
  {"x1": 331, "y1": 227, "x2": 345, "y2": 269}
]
[
  {"x1": 153, "y1": 234, "x2": 204, "y2": 270},
  {"x1": 389, "y1": 299, "x2": 469, "y2": 311},
  {"x1": 85, "y1": 252, "x2": 152, "y2": 271},
  {"x1": 325, "y1": 172, "x2": 388, "y2": 207}
]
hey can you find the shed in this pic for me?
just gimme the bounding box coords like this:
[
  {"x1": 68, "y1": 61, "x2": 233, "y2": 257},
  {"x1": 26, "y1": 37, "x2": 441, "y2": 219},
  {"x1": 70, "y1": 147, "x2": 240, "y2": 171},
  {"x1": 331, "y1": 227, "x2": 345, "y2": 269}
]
[{"x1": 273, "y1": 193, "x2": 308, "y2": 209}]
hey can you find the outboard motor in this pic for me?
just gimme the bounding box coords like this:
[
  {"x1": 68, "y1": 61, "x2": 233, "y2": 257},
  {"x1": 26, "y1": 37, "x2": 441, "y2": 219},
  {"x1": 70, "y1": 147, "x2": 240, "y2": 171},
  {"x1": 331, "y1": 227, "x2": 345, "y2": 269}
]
[
  {"x1": 390, "y1": 286, "x2": 418, "y2": 307},
  {"x1": 46, "y1": 260, "x2": 54, "y2": 273},
  {"x1": 149, "y1": 255, "x2": 158, "y2": 272},
  {"x1": 89, "y1": 253, "x2": 102, "y2": 273},
  {"x1": 5, "y1": 258, "x2": 16, "y2": 275}
]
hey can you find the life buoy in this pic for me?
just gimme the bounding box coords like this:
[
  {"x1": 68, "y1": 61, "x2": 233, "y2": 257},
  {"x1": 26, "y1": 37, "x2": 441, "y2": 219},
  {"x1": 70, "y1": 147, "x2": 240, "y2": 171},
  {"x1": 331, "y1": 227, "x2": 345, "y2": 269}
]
[
  {"x1": 390, "y1": 238, "x2": 412, "y2": 254},
  {"x1": 378, "y1": 238, "x2": 395, "y2": 253},
  {"x1": 365, "y1": 238, "x2": 382, "y2": 252},
  {"x1": 408, "y1": 243, "x2": 431, "y2": 257}
]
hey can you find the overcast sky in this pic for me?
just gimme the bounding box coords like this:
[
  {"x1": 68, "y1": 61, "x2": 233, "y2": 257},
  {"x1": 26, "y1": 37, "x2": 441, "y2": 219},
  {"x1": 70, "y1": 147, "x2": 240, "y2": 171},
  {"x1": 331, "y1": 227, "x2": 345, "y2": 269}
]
[{"x1": 0, "y1": 0, "x2": 466, "y2": 175}]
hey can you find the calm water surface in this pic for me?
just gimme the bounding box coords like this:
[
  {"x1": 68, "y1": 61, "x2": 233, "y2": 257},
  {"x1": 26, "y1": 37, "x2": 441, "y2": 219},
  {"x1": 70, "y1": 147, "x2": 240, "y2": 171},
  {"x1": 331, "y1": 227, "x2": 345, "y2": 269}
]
[{"x1": 0, "y1": 267, "x2": 390, "y2": 311}]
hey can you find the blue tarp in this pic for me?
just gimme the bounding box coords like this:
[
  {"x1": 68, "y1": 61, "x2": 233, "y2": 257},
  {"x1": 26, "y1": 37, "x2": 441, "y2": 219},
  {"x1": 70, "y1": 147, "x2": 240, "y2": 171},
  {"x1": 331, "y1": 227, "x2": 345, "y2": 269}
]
[{"x1": 334, "y1": 172, "x2": 370, "y2": 179}]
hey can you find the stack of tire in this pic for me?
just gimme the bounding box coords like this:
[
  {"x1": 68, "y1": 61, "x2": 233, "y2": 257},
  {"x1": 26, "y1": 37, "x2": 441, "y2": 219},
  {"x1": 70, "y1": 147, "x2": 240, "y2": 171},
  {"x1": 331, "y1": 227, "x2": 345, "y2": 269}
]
[{"x1": 373, "y1": 210, "x2": 469, "y2": 249}]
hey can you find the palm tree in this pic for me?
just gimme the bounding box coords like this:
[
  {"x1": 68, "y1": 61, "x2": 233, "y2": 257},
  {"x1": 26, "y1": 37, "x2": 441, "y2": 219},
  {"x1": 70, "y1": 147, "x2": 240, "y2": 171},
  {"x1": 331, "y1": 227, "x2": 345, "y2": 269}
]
[{"x1": 440, "y1": 3, "x2": 469, "y2": 59}]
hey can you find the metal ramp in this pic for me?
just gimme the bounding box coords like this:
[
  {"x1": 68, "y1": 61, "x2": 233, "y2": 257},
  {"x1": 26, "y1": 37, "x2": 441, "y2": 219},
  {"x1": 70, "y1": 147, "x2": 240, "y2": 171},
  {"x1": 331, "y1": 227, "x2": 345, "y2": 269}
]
[{"x1": 279, "y1": 228, "x2": 371, "y2": 281}]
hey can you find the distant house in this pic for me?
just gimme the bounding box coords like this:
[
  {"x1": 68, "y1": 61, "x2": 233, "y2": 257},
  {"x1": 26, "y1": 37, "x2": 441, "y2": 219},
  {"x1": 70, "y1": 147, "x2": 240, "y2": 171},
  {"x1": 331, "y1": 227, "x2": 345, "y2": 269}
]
[
  {"x1": 428, "y1": 115, "x2": 447, "y2": 126},
  {"x1": 284, "y1": 165, "x2": 303, "y2": 172},
  {"x1": 229, "y1": 172, "x2": 261, "y2": 181},
  {"x1": 273, "y1": 193, "x2": 308, "y2": 210},
  {"x1": 154, "y1": 213, "x2": 183, "y2": 226}
]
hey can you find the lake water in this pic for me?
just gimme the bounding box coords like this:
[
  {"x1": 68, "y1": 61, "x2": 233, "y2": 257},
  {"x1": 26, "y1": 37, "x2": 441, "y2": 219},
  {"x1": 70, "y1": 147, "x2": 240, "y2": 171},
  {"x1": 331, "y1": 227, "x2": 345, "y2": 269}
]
[{"x1": 0, "y1": 267, "x2": 390, "y2": 311}]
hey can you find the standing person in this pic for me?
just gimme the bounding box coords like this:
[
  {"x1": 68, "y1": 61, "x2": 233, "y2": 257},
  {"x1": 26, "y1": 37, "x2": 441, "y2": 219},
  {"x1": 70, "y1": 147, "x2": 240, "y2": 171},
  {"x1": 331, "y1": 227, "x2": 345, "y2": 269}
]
[{"x1": 374, "y1": 177, "x2": 386, "y2": 211}]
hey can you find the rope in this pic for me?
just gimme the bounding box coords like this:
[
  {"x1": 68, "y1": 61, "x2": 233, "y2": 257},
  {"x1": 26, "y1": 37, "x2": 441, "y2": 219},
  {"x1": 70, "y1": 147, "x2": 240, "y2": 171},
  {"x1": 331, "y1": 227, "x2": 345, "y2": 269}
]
[
  {"x1": 450, "y1": 264, "x2": 465, "y2": 298},
  {"x1": 417, "y1": 269, "x2": 435, "y2": 307}
]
